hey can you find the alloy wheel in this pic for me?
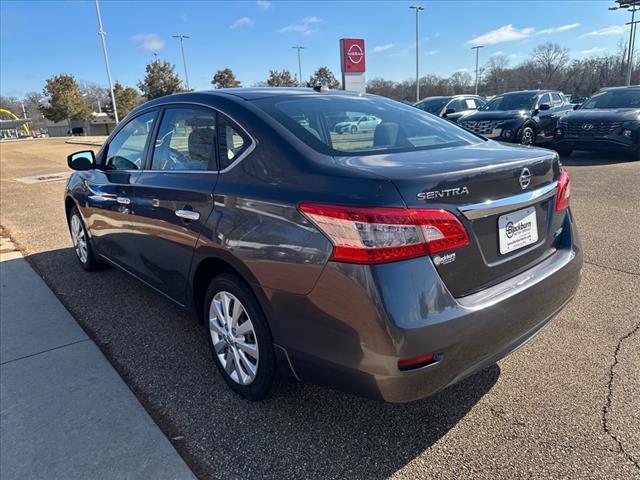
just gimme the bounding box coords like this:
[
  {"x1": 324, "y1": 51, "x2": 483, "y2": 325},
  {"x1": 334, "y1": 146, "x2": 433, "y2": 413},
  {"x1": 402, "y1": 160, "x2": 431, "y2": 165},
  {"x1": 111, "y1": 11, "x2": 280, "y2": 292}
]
[
  {"x1": 520, "y1": 128, "x2": 534, "y2": 146},
  {"x1": 70, "y1": 214, "x2": 88, "y2": 264},
  {"x1": 208, "y1": 291, "x2": 259, "y2": 385}
]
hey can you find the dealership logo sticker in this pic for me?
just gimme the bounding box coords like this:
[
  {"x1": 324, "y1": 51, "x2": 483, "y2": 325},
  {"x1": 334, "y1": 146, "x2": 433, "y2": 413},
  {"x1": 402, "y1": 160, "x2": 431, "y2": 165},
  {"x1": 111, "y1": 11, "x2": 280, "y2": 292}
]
[{"x1": 433, "y1": 252, "x2": 456, "y2": 266}]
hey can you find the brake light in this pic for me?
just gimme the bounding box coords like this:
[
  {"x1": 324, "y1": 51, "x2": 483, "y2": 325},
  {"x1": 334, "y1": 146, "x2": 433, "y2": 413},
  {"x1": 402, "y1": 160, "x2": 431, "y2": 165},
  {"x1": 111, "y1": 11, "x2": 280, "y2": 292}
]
[
  {"x1": 298, "y1": 203, "x2": 469, "y2": 264},
  {"x1": 555, "y1": 170, "x2": 571, "y2": 211}
]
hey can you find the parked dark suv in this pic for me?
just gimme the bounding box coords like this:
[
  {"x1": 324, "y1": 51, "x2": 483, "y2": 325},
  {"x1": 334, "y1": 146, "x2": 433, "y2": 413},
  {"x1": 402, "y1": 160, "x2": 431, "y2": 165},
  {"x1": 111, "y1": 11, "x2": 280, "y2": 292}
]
[
  {"x1": 65, "y1": 88, "x2": 582, "y2": 402},
  {"x1": 414, "y1": 95, "x2": 486, "y2": 123},
  {"x1": 554, "y1": 86, "x2": 640, "y2": 159},
  {"x1": 459, "y1": 90, "x2": 572, "y2": 146}
]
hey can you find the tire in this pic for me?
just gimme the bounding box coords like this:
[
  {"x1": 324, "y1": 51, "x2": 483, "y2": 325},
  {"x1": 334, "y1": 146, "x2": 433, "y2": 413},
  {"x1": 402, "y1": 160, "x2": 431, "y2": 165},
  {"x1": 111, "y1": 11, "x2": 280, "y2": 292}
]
[
  {"x1": 203, "y1": 274, "x2": 279, "y2": 401},
  {"x1": 68, "y1": 206, "x2": 102, "y2": 271},
  {"x1": 630, "y1": 147, "x2": 640, "y2": 161},
  {"x1": 555, "y1": 146, "x2": 573, "y2": 157},
  {"x1": 350, "y1": 125, "x2": 357, "y2": 134},
  {"x1": 519, "y1": 126, "x2": 536, "y2": 146}
]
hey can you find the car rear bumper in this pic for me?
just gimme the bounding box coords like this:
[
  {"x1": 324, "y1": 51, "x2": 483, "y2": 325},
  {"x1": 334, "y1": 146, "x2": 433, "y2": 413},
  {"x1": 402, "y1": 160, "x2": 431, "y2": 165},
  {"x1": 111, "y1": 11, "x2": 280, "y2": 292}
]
[{"x1": 266, "y1": 211, "x2": 582, "y2": 403}]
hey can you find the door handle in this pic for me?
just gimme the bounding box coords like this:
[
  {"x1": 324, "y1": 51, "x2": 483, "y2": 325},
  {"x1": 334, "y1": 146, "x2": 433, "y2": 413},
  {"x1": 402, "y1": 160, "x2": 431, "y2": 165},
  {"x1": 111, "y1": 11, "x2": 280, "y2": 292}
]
[
  {"x1": 175, "y1": 209, "x2": 200, "y2": 221},
  {"x1": 116, "y1": 196, "x2": 131, "y2": 205}
]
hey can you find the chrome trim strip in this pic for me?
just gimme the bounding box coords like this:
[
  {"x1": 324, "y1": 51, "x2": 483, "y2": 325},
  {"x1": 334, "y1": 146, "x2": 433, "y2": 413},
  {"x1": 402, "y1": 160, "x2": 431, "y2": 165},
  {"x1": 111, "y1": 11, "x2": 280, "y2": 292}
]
[{"x1": 458, "y1": 181, "x2": 557, "y2": 220}]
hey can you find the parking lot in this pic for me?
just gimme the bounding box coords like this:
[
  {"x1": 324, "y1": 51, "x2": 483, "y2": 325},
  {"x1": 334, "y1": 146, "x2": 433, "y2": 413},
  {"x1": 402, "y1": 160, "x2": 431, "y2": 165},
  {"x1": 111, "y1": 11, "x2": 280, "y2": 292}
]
[{"x1": 0, "y1": 137, "x2": 638, "y2": 479}]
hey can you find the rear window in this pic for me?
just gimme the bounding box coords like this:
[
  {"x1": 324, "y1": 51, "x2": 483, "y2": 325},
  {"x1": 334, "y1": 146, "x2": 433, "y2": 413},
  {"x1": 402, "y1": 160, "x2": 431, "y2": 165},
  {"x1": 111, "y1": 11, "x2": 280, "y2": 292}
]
[{"x1": 253, "y1": 94, "x2": 482, "y2": 156}]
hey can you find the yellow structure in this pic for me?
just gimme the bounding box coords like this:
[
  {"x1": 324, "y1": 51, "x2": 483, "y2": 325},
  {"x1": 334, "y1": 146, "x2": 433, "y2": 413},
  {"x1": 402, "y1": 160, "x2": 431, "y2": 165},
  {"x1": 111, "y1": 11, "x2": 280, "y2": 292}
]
[{"x1": 0, "y1": 108, "x2": 30, "y2": 135}]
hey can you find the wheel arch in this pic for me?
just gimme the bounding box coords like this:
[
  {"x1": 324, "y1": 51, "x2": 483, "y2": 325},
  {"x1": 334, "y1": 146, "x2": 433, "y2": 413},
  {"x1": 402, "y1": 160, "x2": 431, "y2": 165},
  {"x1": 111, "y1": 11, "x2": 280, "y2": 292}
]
[{"x1": 190, "y1": 252, "x2": 273, "y2": 328}]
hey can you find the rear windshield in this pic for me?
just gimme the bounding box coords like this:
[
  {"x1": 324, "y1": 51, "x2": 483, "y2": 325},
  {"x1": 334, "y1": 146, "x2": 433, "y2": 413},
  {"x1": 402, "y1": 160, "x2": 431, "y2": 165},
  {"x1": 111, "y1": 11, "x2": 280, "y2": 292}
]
[
  {"x1": 252, "y1": 94, "x2": 482, "y2": 156},
  {"x1": 581, "y1": 89, "x2": 640, "y2": 109},
  {"x1": 480, "y1": 93, "x2": 536, "y2": 111}
]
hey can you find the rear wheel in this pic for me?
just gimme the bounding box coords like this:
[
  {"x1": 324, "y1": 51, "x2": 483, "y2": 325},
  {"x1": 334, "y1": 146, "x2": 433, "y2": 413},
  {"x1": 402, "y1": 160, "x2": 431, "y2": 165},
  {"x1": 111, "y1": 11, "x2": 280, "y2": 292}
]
[
  {"x1": 204, "y1": 274, "x2": 279, "y2": 400},
  {"x1": 350, "y1": 125, "x2": 357, "y2": 134},
  {"x1": 519, "y1": 126, "x2": 536, "y2": 146},
  {"x1": 68, "y1": 206, "x2": 101, "y2": 271}
]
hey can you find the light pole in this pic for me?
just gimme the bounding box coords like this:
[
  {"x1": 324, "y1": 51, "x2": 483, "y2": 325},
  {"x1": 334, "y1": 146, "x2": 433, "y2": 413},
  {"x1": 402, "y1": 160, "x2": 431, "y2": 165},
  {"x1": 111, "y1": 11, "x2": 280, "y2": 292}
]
[
  {"x1": 292, "y1": 46, "x2": 305, "y2": 86},
  {"x1": 94, "y1": 0, "x2": 119, "y2": 123},
  {"x1": 173, "y1": 34, "x2": 191, "y2": 90},
  {"x1": 410, "y1": 5, "x2": 424, "y2": 102},
  {"x1": 471, "y1": 45, "x2": 484, "y2": 95},
  {"x1": 609, "y1": 1, "x2": 640, "y2": 85}
]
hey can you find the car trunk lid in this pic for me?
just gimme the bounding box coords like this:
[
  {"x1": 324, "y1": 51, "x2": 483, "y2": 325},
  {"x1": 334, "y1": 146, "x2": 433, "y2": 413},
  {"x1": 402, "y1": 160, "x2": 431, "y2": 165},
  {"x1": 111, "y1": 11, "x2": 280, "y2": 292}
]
[{"x1": 333, "y1": 141, "x2": 563, "y2": 296}]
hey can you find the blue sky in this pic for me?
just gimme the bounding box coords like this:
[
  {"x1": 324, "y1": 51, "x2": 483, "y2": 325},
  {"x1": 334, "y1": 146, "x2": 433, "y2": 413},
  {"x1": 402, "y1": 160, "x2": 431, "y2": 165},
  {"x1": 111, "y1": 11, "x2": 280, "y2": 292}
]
[{"x1": 0, "y1": 0, "x2": 632, "y2": 98}]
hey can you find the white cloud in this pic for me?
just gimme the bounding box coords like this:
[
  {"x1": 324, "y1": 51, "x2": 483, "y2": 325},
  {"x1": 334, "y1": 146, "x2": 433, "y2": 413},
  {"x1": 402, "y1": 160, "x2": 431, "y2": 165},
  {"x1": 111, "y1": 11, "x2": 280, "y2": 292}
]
[
  {"x1": 581, "y1": 25, "x2": 629, "y2": 37},
  {"x1": 373, "y1": 43, "x2": 394, "y2": 53},
  {"x1": 537, "y1": 23, "x2": 580, "y2": 35},
  {"x1": 455, "y1": 68, "x2": 471, "y2": 72},
  {"x1": 490, "y1": 50, "x2": 506, "y2": 56},
  {"x1": 132, "y1": 33, "x2": 165, "y2": 52},
  {"x1": 424, "y1": 50, "x2": 438, "y2": 55},
  {"x1": 278, "y1": 16, "x2": 323, "y2": 36},
  {"x1": 576, "y1": 47, "x2": 608, "y2": 56},
  {"x1": 230, "y1": 17, "x2": 254, "y2": 29},
  {"x1": 468, "y1": 24, "x2": 535, "y2": 45},
  {"x1": 257, "y1": 0, "x2": 272, "y2": 9}
]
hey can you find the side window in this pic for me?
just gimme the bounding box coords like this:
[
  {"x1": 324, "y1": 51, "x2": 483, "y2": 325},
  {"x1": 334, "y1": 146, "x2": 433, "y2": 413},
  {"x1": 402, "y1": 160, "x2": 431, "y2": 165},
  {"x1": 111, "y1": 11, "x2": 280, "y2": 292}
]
[
  {"x1": 538, "y1": 93, "x2": 551, "y2": 107},
  {"x1": 551, "y1": 93, "x2": 563, "y2": 106},
  {"x1": 104, "y1": 111, "x2": 156, "y2": 171},
  {"x1": 447, "y1": 99, "x2": 466, "y2": 112},
  {"x1": 151, "y1": 108, "x2": 217, "y2": 171},
  {"x1": 217, "y1": 114, "x2": 251, "y2": 170}
]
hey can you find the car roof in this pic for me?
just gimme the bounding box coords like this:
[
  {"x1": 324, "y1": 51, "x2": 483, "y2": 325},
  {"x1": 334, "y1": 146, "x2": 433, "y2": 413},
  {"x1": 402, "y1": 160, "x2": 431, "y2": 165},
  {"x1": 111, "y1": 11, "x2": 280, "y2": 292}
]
[
  {"x1": 601, "y1": 85, "x2": 640, "y2": 91},
  {"x1": 204, "y1": 87, "x2": 364, "y2": 100},
  {"x1": 500, "y1": 90, "x2": 557, "y2": 96}
]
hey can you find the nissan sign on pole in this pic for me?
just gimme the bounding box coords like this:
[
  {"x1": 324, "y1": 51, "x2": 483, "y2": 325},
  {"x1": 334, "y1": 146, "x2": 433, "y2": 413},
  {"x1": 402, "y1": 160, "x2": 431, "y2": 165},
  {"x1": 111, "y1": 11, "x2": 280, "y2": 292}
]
[{"x1": 340, "y1": 38, "x2": 366, "y2": 93}]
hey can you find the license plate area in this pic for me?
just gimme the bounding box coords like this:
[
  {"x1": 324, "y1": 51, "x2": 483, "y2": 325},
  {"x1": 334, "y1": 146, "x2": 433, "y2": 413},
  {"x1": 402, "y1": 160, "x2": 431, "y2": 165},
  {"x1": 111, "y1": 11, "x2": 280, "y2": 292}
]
[{"x1": 498, "y1": 206, "x2": 538, "y2": 255}]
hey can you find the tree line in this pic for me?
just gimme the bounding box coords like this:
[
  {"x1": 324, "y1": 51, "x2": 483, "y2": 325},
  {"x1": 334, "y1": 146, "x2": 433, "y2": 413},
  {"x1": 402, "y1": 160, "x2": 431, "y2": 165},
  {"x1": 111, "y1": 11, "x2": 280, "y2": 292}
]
[
  {"x1": 2, "y1": 40, "x2": 637, "y2": 129},
  {"x1": 0, "y1": 61, "x2": 341, "y2": 129},
  {"x1": 367, "y1": 41, "x2": 640, "y2": 102}
]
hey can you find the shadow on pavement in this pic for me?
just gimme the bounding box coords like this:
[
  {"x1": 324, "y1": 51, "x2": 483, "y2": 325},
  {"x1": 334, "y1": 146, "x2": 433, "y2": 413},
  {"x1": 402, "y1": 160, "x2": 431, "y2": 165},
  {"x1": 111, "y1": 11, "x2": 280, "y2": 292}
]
[{"x1": 25, "y1": 247, "x2": 500, "y2": 480}]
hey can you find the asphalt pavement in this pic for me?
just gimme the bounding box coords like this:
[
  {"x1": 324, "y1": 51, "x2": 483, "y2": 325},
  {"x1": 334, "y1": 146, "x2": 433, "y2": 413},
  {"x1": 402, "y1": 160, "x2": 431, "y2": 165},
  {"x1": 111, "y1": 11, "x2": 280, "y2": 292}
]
[{"x1": 0, "y1": 138, "x2": 638, "y2": 479}]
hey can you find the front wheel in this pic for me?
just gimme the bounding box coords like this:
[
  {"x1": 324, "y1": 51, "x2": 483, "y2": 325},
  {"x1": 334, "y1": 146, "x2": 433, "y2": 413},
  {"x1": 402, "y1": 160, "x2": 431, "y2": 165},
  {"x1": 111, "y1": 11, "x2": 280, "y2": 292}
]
[
  {"x1": 350, "y1": 125, "x2": 357, "y2": 134},
  {"x1": 204, "y1": 274, "x2": 279, "y2": 401},
  {"x1": 519, "y1": 126, "x2": 536, "y2": 146},
  {"x1": 68, "y1": 206, "x2": 102, "y2": 271}
]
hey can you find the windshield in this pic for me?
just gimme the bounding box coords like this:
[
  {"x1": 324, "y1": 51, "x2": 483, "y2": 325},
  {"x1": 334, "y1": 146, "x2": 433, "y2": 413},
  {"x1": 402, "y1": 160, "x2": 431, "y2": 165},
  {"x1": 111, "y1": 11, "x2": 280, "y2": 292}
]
[
  {"x1": 580, "y1": 89, "x2": 640, "y2": 109},
  {"x1": 481, "y1": 93, "x2": 536, "y2": 111},
  {"x1": 414, "y1": 97, "x2": 449, "y2": 115},
  {"x1": 253, "y1": 94, "x2": 483, "y2": 156}
]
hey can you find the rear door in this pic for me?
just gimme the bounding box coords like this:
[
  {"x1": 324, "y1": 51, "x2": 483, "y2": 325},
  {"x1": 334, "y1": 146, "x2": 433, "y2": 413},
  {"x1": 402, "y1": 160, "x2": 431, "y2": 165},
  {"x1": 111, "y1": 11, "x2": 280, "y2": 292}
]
[
  {"x1": 132, "y1": 106, "x2": 220, "y2": 303},
  {"x1": 85, "y1": 110, "x2": 157, "y2": 269}
]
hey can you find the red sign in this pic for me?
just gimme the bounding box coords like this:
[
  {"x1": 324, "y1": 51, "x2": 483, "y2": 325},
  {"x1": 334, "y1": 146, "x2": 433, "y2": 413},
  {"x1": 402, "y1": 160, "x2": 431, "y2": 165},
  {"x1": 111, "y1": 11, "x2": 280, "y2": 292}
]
[{"x1": 340, "y1": 38, "x2": 365, "y2": 73}]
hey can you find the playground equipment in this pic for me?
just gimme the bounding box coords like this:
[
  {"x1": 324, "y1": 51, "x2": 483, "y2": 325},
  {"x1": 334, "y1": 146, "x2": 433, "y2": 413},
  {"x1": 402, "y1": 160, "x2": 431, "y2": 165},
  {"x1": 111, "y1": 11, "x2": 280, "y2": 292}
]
[{"x1": 0, "y1": 108, "x2": 30, "y2": 135}]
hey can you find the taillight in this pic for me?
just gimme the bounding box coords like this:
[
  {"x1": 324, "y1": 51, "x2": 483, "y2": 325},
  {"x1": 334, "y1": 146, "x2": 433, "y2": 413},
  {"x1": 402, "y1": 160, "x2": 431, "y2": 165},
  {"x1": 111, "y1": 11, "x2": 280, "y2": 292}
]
[
  {"x1": 298, "y1": 203, "x2": 469, "y2": 264},
  {"x1": 555, "y1": 169, "x2": 571, "y2": 211}
]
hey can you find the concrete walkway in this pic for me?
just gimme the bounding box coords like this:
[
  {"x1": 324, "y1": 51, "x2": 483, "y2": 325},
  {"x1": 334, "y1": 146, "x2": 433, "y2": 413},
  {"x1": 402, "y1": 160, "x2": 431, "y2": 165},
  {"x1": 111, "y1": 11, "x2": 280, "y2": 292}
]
[{"x1": 0, "y1": 242, "x2": 196, "y2": 479}]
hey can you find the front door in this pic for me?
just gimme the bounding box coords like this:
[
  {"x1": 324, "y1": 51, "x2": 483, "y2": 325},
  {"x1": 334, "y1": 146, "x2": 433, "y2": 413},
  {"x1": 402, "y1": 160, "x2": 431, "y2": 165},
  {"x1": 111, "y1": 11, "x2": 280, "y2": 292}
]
[
  {"x1": 132, "y1": 106, "x2": 219, "y2": 303},
  {"x1": 85, "y1": 110, "x2": 157, "y2": 270}
]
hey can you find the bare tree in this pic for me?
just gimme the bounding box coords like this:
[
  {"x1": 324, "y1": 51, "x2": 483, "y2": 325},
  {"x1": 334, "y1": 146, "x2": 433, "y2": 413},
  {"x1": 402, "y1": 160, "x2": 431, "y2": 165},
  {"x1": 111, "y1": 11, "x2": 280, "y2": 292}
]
[{"x1": 532, "y1": 42, "x2": 570, "y2": 85}]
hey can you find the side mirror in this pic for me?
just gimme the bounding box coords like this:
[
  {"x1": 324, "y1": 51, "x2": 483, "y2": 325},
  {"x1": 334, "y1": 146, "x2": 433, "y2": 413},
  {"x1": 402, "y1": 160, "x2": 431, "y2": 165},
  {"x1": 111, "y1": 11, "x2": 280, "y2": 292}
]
[
  {"x1": 67, "y1": 150, "x2": 95, "y2": 171},
  {"x1": 573, "y1": 104, "x2": 581, "y2": 110},
  {"x1": 538, "y1": 103, "x2": 551, "y2": 111},
  {"x1": 443, "y1": 108, "x2": 456, "y2": 116}
]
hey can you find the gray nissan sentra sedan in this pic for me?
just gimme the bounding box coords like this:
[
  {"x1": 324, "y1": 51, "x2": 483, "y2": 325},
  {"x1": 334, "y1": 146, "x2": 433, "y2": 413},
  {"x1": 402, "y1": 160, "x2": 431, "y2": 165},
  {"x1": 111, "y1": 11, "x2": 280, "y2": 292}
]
[{"x1": 64, "y1": 88, "x2": 582, "y2": 402}]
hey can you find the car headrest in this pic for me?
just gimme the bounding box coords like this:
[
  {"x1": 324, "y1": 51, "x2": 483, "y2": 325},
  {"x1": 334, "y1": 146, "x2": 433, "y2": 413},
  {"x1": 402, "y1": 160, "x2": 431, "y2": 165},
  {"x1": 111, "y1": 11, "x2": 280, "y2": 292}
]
[
  {"x1": 373, "y1": 122, "x2": 399, "y2": 147},
  {"x1": 188, "y1": 128, "x2": 215, "y2": 164}
]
